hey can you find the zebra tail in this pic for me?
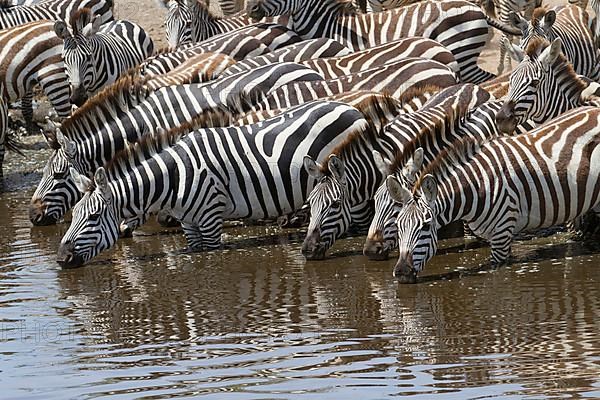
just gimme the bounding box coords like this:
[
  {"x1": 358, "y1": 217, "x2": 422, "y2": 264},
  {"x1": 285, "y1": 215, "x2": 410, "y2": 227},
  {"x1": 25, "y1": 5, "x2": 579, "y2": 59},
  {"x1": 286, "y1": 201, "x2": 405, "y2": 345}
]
[{"x1": 484, "y1": 14, "x2": 523, "y2": 36}]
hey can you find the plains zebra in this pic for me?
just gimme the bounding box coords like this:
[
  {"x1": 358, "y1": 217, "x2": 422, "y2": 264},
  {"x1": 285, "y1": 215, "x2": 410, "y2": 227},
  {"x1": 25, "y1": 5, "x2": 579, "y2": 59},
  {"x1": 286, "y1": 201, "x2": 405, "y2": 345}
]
[
  {"x1": 163, "y1": 0, "x2": 252, "y2": 49},
  {"x1": 0, "y1": 20, "x2": 71, "y2": 175},
  {"x1": 54, "y1": 8, "x2": 154, "y2": 106},
  {"x1": 354, "y1": 0, "x2": 419, "y2": 13},
  {"x1": 221, "y1": 38, "x2": 351, "y2": 77},
  {"x1": 140, "y1": 52, "x2": 236, "y2": 92},
  {"x1": 217, "y1": 0, "x2": 245, "y2": 15},
  {"x1": 300, "y1": 38, "x2": 459, "y2": 80},
  {"x1": 481, "y1": 0, "x2": 541, "y2": 75},
  {"x1": 495, "y1": 38, "x2": 600, "y2": 135},
  {"x1": 55, "y1": 100, "x2": 376, "y2": 267},
  {"x1": 300, "y1": 84, "x2": 492, "y2": 260},
  {"x1": 568, "y1": 0, "x2": 600, "y2": 46},
  {"x1": 0, "y1": 0, "x2": 113, "y2": 29},
  {"x1": 363, "y1": 38, "x2": 599, "y2": 260},
  {"x1": 506, "y1": 6, "x2": 600, "y2": 82},
  {"x1": 253, "y1": 58, "x2": 459, "y2": 112},
  {"x1": 247, "y1": 0, "x2": 498, "y2": 83},
  {"x1": 139, "y1": 23, "x2": 300, "y2": 77},
  {"x1": 29, "y1": 62, "x2": 323, "y2": 225},
  {"x1": 387, "y1": 106, "x2": 600, "y2": 282}
]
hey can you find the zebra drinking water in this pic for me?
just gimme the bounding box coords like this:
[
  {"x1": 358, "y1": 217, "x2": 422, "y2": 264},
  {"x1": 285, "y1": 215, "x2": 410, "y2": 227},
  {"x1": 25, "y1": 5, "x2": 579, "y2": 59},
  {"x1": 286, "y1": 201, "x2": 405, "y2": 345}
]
[
  {"x1": 387, "y1": 106, "x2": 600, "y2": 283},
  {"x1": 55, "y1": 100, "x2": 379, "y2": 268}
]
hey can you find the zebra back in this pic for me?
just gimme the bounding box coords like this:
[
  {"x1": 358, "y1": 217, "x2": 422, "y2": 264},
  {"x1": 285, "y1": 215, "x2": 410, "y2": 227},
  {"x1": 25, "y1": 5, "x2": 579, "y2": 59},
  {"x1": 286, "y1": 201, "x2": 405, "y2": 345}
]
[
  {"x1": 0, "y1": 0, "x2": 113, "y2": 29},
  {"x1": 221, "y1": 38, "x2": 351, "y2": 77}
]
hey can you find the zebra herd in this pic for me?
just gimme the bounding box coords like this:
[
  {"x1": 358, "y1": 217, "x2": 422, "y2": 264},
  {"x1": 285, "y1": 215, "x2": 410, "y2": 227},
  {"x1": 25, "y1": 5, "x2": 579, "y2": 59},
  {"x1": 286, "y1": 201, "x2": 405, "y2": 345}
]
[{"x1": 1, "y1": 0, "x2": 599, "y2": 283}]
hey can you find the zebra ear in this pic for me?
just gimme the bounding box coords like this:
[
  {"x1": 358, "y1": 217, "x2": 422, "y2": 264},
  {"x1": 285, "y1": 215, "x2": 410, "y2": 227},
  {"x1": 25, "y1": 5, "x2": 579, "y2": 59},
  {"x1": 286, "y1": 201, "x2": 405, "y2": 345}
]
[
  {"x1": 56, "y1": 130, "x2": 77, "y2": 158},
  {"x1": 543, "y1": 10, "x2": 556, "y2": 32},
  {"x1": 503, "y1": 39, "x2": 524, "y2": 62},
  {"x1": 372, "y1": 150, "x2": 390, "y2": 175},
  {"x1": 539, "y1": 38, "x2": 562, "y2": 71},
  {"x1": 386, "y1": 175, "x2": 412, "y2": 205},
  {"x1": 70, "y1": 167, "x2": 92, "y2": 194},
  {"x1": 54, "y1": 21, "x2": 71, "y2": 40},
  {"x1": 402, "y1": 148, "x2": 424, "y2": 184},
  {"x1": 420, "y1": 175, "x2": 438, "y2": 206},
  {"x1": 508, "y1": 11, "x2": 527, "y2": 33},
  {"x1": 94, "y1": 167, "x2": 111, "y2": 199},
  {"x1": 83, "y1": 15, "x2": 102, "y2": 37},
  {"x1": 303, "y1": 155, "x2": 324, "y2": 180},
  {"x1": 327, "y1": 154, "x2": 346, "y2": 182}
]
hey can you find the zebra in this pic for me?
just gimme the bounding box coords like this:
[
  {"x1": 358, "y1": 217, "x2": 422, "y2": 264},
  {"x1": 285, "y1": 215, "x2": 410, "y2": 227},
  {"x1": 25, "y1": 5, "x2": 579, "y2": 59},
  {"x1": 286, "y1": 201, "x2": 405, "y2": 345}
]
[
  {"x1": 216, "y1": 0, "x2": 245, "y2": 15},
  {"x1": 163, "y1": 0, "x2": 252, "y2": 49},
  {"x1": 221, "y1": 38, "x2": 351, "y2": 77},
  {"x1": 505, "y1": 6, "x2": 600, "y2": 82},
  {"x1": 252, "y1": 58, "x2": 459, "y2": 112},
  {"x1": 0, "y1": 20, "x2": 71, "y2": 175},
  {"x1": 29, "y1": 62, "x2": 324, "y2": 225},
  {"x1": 495, "y1": 37, "x2": 600, "y2": 135},
  {"x1": 363, "y1": 38, "x2": 600, "y2": 260},
  {"x1": 354, "y1": 0, "x2": 421, "y2": 13},
  {"x1": 299, "y1": 38, "x2": 459, "y2": 80},
  {"x1": 53, "y1": 8, "x2": 154, "y2": 106},
  {"x1": 139, "y1": 23, "x2": 301, "y2": 77},
  {"x1": 140, "y1": 52, "x2": 236, "y2": 92},
  {"x1": 0, "y1": 0, "x2": 113, "y2": 29},
  {"x1": 247, "y1": 0, "x2": 502, "y2": 83},
  {"x1": 55, "y1": 100, "x2": 377, "y2": 268},
  {"x1": 480, "y1": 0, "x2": 541, "y2": 75},
  {"x1": 387, "y1": 105, "x2": 600, "y2": 283},
  {"x1": 300, "y1": 84, "x2": 492, "y2": 260},
  {"x1": 568, "y1": 0, "x2": 600, "y2": 46}
]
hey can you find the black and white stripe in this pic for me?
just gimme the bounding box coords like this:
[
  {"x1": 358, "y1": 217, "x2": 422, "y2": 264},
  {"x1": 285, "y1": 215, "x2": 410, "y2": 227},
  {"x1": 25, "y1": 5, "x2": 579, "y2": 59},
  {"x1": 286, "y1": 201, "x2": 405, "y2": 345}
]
[
  {"x1": 29, "y1": 62, "x2": 324, "y2": 225},
  {"x1": 55, "y1": 100, "x2": 372, "y2": 267},
  {"x1": 0, "y1": 0, "x2": 113, "y2": 29},
  {"x1": 54, "y1": 9, "x2": 154, "y2": 106},
  {"x1": 248, "y1": 0, "x2": 495, "y2": 83},
  {"x1": 139, "y1": 23, "x2": 301, "y2": 77},
  {"x1": 387, "y1": 106, "x2": 600, "y2": 282}
]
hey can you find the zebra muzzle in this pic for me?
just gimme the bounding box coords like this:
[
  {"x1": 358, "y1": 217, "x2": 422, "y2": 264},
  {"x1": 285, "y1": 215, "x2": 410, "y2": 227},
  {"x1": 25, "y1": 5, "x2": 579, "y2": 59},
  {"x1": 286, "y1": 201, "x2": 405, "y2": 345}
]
[
  {"x1": 56, "y1": 242, "x2": 84, "y2": 269},
  {"x1": 301, "y1": 229, "x2": 327, "y2": 260},
  {"x1": 495, "y1": 101, "x2": 518, "y2": 135},
  {"x1": 363, "y1": 238, "x2": 389, "y2": 261},
  {"x1": 29, "y1": 199, "x2": 56, "y2": 226},
  {"x1": 393, "y1": 254, "x2": 417, "y2": 284}
]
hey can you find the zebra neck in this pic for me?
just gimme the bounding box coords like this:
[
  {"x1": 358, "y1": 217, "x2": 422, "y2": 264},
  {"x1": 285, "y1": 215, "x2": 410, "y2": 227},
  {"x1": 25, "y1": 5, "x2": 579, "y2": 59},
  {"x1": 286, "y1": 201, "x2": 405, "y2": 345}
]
[{"x1": 434, "y1": 168, "x2": 479, "y2": 228}]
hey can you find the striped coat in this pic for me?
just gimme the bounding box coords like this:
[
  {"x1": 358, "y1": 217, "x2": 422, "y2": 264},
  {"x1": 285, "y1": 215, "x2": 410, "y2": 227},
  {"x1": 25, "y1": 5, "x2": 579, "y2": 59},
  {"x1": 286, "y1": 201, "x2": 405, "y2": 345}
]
[
  {"x1": 0, "y1": 0, "x2": 113, "y2": 29},
  {"x1": 388, "y1": 106, "x2": 600, "y2": 282}
]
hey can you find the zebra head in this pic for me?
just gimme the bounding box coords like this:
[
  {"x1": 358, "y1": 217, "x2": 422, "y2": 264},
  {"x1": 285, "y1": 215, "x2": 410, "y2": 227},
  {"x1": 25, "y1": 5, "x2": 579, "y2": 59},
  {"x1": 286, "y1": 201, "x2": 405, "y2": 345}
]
[
  {"x1": 508, "y1": 9, "x2": 556, "y2": 51},
  {"x1": 30, "y1": 131, "x2": 83, "y2": 225},
  {"x1": 387, "y1": 174, "x2": 439, "y2": 284},
  {"x1": 165, "y1": 0, "x2": 193, "y2": 49},
  {"x1": 57, "y1": 167, "x2": 119, "y2": 268},
  {"x1": 302, "y1": 154, "x2": 352, "y2": 260},
  {"x1": 364, "y1": 149, "x2": 424, "y2": 261},
  {"x1": 496, "y1": 38, "x2": 562, "y2": 134},
  {"x1": 54, "y1": 15, "x2": 102, "y2": 107}
]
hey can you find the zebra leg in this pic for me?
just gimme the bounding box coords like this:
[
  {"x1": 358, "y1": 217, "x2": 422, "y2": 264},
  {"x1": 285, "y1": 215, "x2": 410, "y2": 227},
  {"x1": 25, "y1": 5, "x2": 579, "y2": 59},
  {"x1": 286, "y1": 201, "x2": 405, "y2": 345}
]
[
  {"x1": 489, "y1": 224, "x2": 516, "y2": 266},
  {"x1": 21, "y1": 91, "x2": 34, "y2": 134},
  {"x1": 182, "y1": 219, "x2": 223, "y2": 251},
  {"x1": 119, "y1": 214, "x2": 148, "y2": 238}
]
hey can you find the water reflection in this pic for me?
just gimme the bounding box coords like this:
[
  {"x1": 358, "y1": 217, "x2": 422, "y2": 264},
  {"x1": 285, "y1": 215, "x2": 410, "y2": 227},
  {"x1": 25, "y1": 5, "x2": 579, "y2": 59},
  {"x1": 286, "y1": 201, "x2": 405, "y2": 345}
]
[{"x1": 0, "y1": 145, "x2": 599, "y2": 398}]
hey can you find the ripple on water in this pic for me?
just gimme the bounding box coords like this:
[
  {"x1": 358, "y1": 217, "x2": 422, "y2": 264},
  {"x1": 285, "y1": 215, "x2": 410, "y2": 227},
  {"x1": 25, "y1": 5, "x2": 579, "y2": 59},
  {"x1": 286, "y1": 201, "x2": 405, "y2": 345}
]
[{"x1": 0, "y1": 144, "x2": 599, "y2": 399}]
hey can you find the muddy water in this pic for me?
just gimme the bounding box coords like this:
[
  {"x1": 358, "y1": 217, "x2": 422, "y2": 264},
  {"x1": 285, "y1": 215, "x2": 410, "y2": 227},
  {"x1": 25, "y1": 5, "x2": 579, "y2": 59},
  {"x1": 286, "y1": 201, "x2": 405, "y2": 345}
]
[{"x1": 1, "y1": 137, "x2": 600, "y2": 399}]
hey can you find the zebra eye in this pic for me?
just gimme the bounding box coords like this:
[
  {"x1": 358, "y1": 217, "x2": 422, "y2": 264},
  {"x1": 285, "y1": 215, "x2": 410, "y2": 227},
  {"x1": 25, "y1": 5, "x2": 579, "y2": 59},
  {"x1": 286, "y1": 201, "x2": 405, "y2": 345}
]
[
  {"x1": 530, "y1": 79, "x2": 540, "y2": 87},
  {"x1": 331, "y1": 199, "x2": 341, "y2": 208}
]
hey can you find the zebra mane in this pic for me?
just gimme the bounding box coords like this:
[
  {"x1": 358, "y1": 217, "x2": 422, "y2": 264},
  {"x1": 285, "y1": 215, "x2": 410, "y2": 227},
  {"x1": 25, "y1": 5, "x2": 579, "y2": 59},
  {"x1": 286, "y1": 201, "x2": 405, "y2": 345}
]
[
  {"x1": 414, "y1": 136, "x2": 486, "y2": 193},
  {"x1": 397, "y1": 84, "x2": 445, "y2": 106},
  {"x1": 530, "y1": 7, "x2": 549, "y2": 26},
  {"x1": 524, "y1": 37, "x2": 588, "y2": 94},
  {"x1": 103, "y1": 109, "x2": 236, "y2": 178},
  {"x1": 59, "y1": 71, "x2": 148, "y2": 138},
  {"x1": 70, "y1": 8, "x2": 94, "y2": 35},
  {"x1": 387, "y1": 94, "x2": 480, "y2": 175}
]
